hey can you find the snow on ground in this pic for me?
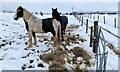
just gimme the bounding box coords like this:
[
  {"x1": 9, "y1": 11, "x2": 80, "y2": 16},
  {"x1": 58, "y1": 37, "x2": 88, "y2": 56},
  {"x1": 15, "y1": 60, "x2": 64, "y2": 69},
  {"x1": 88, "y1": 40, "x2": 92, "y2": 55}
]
[
  {"x1": 0, "y1": 12, "x2": 84, "y2": 71},
  {"x1": 0, "y1": 12, "x2": 118, "y2": 71},
  {"x1": 0, "y1": 12, "x2": 50, "y2": 71}
]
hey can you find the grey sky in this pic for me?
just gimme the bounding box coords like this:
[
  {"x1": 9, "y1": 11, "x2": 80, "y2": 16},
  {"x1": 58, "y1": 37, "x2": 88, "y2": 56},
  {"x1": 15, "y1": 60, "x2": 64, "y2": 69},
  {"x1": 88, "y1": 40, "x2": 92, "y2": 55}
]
[
  {"x1": 1, "y1": 0, "x2": 119, "y2": 2},
  {"x1": 1, "y1": 2, "x2": 118, "y2": 13}
]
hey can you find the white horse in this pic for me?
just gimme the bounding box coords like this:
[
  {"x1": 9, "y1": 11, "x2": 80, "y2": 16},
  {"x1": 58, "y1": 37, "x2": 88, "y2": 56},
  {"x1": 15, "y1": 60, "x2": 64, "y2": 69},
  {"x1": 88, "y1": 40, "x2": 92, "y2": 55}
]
[{"x1": 14, "y1": 6, "x2": 61, "y2": 48}]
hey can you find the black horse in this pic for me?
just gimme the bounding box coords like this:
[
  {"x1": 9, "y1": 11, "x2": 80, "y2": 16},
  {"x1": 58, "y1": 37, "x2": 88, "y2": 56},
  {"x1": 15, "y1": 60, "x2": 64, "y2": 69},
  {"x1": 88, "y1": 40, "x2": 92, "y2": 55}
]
[{"x1": 52, "y1": 8, "x2": 68, "y2": 40}]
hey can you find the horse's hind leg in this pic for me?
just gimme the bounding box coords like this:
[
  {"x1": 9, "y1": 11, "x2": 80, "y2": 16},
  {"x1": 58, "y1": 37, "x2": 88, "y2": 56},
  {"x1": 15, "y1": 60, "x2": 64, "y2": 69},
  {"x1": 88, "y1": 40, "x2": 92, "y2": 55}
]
[
  {"x1": 61, "y1": 25, "x2": 64, "y2": 41},
  {"x1": 63, "y1": 24, "x2": 67, "y2": 34},
  {"x1": 27, "y1": 31, "x2": 32, "y2": 48},
  {"x1": 32, "y1": 32, "x2": 37, "y2": 46},
  {"x1": 63, "y1": 25, "x2": 65, "y2": 34}
]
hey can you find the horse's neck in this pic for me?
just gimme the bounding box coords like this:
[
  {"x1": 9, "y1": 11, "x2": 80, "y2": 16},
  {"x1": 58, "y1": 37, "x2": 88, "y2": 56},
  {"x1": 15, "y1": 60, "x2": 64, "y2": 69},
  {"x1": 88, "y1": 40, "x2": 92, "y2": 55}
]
[
  {"x1": 55, "y1": 14, "x2": 61, "y2": 21},
  {"x1": 23, "y1": 9, "x2": 32, "y2": 22}
]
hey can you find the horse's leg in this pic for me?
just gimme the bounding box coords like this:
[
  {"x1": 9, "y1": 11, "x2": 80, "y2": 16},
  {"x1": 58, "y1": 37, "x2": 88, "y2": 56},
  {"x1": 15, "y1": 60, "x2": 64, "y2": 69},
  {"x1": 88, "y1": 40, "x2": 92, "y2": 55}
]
[
  {"x1": 51, "y1": 31, "x2": 55, "y2": 37},
  {"x1": 63, "y1": 25, "x2": 65, "y2": 34},
  {"x1": 53, "y1": 26, "x2": 58, "y2": 46},
  {"x1": 61, "y1": 25, "x2": 64, "y2": 41},
  {"x1": 51, "y1": 31, "x2": 55, "y2": 41},
  {"x1": 64, "y1": 24, "x2": 67, "y2": 34},
  {"x1": 27, "y1": 31, "x2": 32, "y2": 48},
  {"x1": 58, "y1": 25, "x2": 61, "y2": 43},
  {"x1": 55, "y1": 25, "x2": 61, "y2": 47},
  {"x1": 32, "y1": 32, "x2": 37, "y2": 46},
  {"x1": 24, "y1": 19, "x2": 29, "y2": 31}
]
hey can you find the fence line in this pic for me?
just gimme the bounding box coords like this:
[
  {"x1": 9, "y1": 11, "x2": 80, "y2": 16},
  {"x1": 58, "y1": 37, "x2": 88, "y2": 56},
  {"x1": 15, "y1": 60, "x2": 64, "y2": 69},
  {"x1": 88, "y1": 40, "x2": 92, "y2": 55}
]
[
  {"x1": 114, "y1": 18, "x2": 116, "y2": 28},
  {"x1": 74, "y1": 14, "x2": 118, "y2": 71},
  {"x1": 73, "y1": 16, "x2": 120, "y2": 72},
  {"x1": 74, "y1": 15, "x2": 120, "y2": 39},
  {"x1": 95, "y1": 26, "x2": 108, "y2": 72},
  {"x1": 77, "y1": 14, "x2": 120, "y2": 56},
  {"x1": 74, "y1": 15, "x2": 91, "y2": 29},
  {"x1": 100, "y1": 27, "x2": 120, "y2": 39},
  {"x1": 80, "y1": 14, "x2": 117, "y2": 28}
]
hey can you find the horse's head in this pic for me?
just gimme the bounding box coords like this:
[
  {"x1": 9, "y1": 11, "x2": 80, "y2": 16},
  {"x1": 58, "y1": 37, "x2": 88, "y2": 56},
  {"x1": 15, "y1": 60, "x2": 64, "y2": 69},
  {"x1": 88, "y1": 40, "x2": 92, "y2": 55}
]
[
  {"x1": 14, "y1": 6, "x2": 24, "y2": 20},
  {"x1": 52, "y1": 8, "x2": 59, "y2": 19}
]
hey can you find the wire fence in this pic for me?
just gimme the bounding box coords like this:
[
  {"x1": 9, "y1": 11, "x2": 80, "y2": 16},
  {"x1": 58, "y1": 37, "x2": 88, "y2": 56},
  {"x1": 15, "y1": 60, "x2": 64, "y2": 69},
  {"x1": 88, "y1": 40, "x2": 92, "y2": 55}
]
[
  {"x1": 95, "y1": 26, "x2": 108, "y2": 72},
  {"x1": 73, "y1": 14, "x2": 110, "y2": 71}
]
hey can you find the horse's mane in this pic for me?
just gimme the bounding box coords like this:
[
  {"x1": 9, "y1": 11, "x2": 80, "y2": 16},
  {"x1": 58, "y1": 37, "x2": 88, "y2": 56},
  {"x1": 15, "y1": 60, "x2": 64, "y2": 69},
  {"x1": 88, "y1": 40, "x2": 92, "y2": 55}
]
[{"x1": 23, "y1": 8, "x2": 33, "y2": 22}]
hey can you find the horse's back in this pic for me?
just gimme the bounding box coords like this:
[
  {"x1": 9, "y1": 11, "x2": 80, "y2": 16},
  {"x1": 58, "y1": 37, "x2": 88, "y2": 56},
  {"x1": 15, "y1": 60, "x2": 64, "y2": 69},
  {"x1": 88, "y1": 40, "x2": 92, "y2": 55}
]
[
  {"x1": 29, "y1": 15, "x2": 42, "y2": 26},
  {"x1": 61, "y1": 16, "x2": 68, "y2": 25},
  {"x1": 42, "y1": 18, "x2": 55, "y2": 33},
  {"x1": 28, "y1": 15, "x2": 43, "y2": 32}
]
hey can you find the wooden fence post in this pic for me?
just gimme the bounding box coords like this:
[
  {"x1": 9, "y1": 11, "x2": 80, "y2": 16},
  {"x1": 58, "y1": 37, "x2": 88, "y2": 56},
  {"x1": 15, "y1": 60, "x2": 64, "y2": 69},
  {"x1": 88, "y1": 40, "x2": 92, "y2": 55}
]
[
  {"x1": 103, "y1": 16, "x2": 105, "y2": 24},
  {"x1": 98, "y1": 15, "x2": 99, "y2": 21},
  {"x1": 77, "y1": 16, "x2": 79, "y2": 20},
  {"x1": 79, "y1": 15, "x2": 81, "y2": 20},
  {"x1": 90, "y1": 14, "x2": 92, "y2": 19},
  {"x1": 114, "y1": 18, "x2": 116, "y2": 28},
  {"x1": 88, "y1": 15, "x2": 89, "y2": 18},
  {"x1": 86, "y1": 19, "x2": 88, "y2": 33},
  {"x1": 93, "y1": 15, "x2": 95, "y2": 20},
  {"x1": 93, "y1": 21, "x2": 98, "y2": 53},
  {"x1": 89, "y1": 26, "x2": 93, "y2": 47},
  {"x1": 81, "y1": 16, "x2": 83, "y2": 26}
]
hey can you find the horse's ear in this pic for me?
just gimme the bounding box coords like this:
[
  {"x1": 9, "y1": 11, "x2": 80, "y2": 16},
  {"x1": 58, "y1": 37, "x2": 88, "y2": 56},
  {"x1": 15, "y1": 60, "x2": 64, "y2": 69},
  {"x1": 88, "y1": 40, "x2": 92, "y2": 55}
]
[
  {"x1": 19, "y1": 6, "x2": 23, "y2": 8},
  {"x1": 52, "y1": 8, "x2": 54, "y2": 10},
  {"x1": 55, "y1": 8, "x2": 57, "y2": 10}
]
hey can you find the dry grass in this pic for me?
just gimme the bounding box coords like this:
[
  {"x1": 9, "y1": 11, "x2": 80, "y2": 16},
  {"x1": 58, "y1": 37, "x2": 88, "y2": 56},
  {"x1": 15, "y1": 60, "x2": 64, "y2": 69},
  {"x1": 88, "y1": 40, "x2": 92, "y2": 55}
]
[
  {"x1": 55, "y1": 47, "x2": 67, "y2": 56},
  {"x1": 71, "y1": 47, "x2": 91, "y2": 66},
  {"x1": 40, "y1": 52, "x2": 56, "y2": 63},
  {"x1": 40, "y1": 46, "x2": 92, "y2": 71},
  {"x1": 66, "y1": 35, "x2": 79, "y2": 45},
  {"x1": 107, "y1": 43, "x2": 120, "y2": 56},
  {"x1": 66, "y1": 25, "x2": 80, "y2": 33},
  {"x1": 39, "y1": 28, "x2": 92, "y2": 71},
  {"x1": 75, "y1": 65, "x2": 88, "y2": 72},
  {"x1": 49, "y1": 62, "x2": 67, "y2": 72},
  {"x1": 40, "y1": 47, "x2": 66, "y2": 71},
  {"x1": 67, "y1": 25, "x2": 80, "y2": 29}
]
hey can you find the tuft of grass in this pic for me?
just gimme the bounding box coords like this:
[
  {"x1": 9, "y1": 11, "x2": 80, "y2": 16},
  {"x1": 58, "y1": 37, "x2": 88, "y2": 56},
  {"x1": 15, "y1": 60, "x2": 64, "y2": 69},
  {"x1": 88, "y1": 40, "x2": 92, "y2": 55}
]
[
  {"x1": 76, "y1": 65, "x2": 88, "y2": 72},
  {"x1": 71, "y1": 47, "x2": 91, "y2": 66},
  {"x1": 49, "y1": 62, "x2": 66, "y2": 72},
  {"x1": 66, "y1": 35, "x2": 79, "y2": 44},
  {"x1": 40, "y1": 47, "x2": 66, "y2": 65},
  {"x1": 40, "y1": 52, "x2": 56, "y2": 63},
  {"x1": 55, "y1": 47, "x2": 67, "y2": 56},
  {"x1": 75, "y1": 65, "x2": 83, "y2": 72},
  {"x1": 67, "y1": 36, "x2": 78, "y2": 42}
]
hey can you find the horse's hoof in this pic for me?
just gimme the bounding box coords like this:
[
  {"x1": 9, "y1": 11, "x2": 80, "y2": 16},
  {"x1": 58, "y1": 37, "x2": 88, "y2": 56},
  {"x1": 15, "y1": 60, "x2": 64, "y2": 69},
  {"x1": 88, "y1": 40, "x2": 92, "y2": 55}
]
[
  {"x1": 61, "y1": 39, "x2": 64, "y2": 41},
  {"x1": 35, "y1": 45, "x2": 39, "y2": 47},
  {"x1": 33, "y1": 43, "x2": 36, "y2": 46},
  {"x1": 27, "y1": 45, "x2": 32, "y2": 48},
  {"x1": 33, "y1": 43, "x2": 39, "y2": 47}
]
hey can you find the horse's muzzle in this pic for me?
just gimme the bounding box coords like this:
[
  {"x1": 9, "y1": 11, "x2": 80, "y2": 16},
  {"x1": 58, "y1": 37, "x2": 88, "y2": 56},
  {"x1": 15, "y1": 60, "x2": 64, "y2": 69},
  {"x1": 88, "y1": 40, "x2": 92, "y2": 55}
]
[
  {"x1": 13, "y1": 14, "x2": 18, "y2": 20},
  {"x1": 14, "y1": 17, "x2": 18, "y2": 20}
]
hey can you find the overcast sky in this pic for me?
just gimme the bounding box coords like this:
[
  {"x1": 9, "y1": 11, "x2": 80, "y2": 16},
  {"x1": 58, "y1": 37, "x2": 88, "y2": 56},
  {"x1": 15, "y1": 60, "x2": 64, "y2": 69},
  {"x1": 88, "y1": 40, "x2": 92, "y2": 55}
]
[
  {"x1": 1, "y1": 0, "x2": 119, "y2": 2},
  {"x1": 0, "y1": 0, "x2": 119, "y2": 12}
]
